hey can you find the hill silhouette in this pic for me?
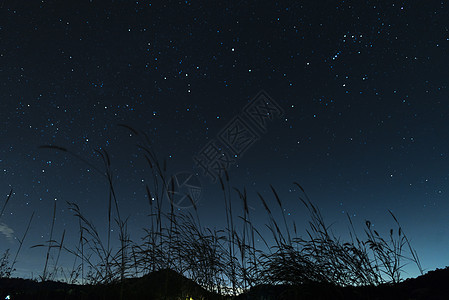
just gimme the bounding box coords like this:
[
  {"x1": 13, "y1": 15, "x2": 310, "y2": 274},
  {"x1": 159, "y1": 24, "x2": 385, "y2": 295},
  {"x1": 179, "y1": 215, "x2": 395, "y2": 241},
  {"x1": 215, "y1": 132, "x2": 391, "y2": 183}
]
[
  {"x1": 0, "y1": 269, "x2": 224, "y2": 300},
  {"x1": 1, "y1": 267, "x2": 449, "y2": 299}
]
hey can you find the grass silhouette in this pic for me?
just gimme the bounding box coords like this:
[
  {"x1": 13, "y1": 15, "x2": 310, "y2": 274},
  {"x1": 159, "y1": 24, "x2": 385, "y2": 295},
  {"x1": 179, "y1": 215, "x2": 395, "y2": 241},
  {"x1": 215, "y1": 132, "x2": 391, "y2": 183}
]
[{"x1": 0, "y1": 125, "x2": 429, "y2": 299}]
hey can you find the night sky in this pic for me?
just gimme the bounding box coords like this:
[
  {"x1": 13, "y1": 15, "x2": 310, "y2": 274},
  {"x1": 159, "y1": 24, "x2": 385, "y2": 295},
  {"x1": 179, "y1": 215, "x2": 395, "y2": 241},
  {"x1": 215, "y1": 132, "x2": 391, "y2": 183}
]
[{"x1": 1, "y1": 1, "x2": 449, "y2": 280}]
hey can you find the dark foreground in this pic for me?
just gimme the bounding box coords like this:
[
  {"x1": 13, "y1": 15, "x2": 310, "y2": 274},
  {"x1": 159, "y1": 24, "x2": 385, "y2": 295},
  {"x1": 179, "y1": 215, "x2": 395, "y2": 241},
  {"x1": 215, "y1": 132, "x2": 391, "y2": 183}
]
[{"x1": 1, "y1": 267, "x2": 448, "y2": 300}]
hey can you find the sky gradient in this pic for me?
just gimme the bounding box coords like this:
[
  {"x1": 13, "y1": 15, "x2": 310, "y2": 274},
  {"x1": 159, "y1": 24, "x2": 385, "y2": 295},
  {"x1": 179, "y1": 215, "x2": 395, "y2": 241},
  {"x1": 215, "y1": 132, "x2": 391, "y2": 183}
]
[{"x1": 1, "y1": 0, "x2": 449, "y2": 280}]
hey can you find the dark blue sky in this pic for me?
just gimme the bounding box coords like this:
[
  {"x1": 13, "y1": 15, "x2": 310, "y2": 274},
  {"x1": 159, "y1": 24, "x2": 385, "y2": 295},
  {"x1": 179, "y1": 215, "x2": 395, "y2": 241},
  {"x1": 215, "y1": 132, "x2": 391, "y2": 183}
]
[{"x1": 1, "y1": 0, "x2": 449, "y2": 279}]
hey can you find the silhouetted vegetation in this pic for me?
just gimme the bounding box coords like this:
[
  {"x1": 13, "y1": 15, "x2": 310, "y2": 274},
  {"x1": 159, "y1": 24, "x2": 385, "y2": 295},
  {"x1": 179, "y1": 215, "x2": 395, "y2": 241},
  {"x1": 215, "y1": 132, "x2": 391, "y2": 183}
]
[{"x1": 0, "y1": 125, "x2": 442, "y2": 299}]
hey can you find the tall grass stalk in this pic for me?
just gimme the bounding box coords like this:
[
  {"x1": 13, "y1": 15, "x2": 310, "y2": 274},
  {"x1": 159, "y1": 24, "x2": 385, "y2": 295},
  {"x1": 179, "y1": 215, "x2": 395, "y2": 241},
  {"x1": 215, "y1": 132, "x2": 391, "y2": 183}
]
[{"x1": 26, "y1": 127, "x2": 424, "y2": 299}]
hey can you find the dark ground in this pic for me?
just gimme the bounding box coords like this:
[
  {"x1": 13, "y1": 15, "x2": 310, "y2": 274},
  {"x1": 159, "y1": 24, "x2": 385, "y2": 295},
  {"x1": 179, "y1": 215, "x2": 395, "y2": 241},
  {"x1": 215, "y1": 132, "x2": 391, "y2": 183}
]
[{"x1": 1, "y1": 267, "x2": 449, "y2": 300}]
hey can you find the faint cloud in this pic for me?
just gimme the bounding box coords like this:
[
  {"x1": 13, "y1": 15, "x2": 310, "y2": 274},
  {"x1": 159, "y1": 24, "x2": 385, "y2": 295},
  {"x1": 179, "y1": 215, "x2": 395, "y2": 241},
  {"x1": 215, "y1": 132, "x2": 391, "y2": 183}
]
[{"x1": 0, "y1": 223, "x2": 14, "y2": 241}]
